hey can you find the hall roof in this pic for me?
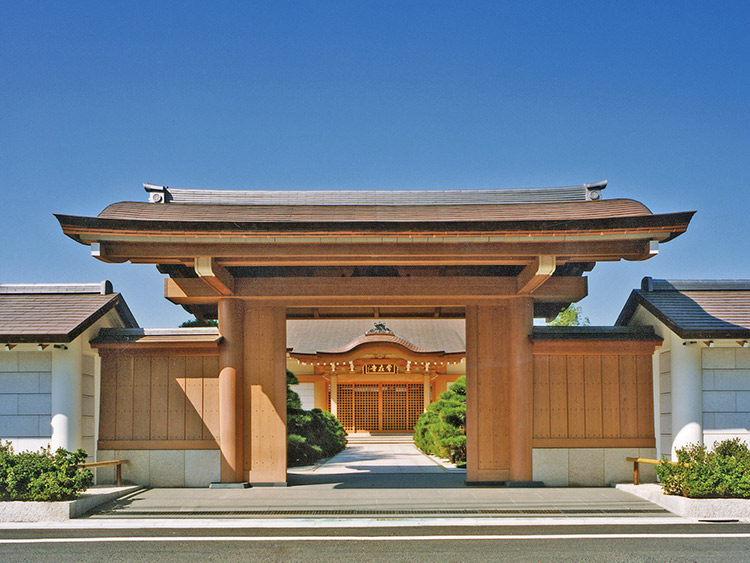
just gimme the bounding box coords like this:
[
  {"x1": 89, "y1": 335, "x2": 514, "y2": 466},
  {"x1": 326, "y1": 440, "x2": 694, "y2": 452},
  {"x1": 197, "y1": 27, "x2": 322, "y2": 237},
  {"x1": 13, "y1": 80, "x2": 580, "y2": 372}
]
[
  {"x1": 616, "y1": 277, "x2": 750, "y2": 339},
  {"x1": 56, "y1": 181, "x2": 693, "y2": 241},
  {"x1": 0, "y1": 282, "x2": 138, "y2": 343}
]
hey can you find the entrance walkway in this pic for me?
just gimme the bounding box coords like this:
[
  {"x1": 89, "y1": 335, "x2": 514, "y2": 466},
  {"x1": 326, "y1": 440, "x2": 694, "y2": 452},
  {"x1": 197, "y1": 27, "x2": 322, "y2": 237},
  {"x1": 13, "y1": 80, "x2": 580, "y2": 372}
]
[{"x1": 85, "y1": 436, "x2": 673, "y2": 520}]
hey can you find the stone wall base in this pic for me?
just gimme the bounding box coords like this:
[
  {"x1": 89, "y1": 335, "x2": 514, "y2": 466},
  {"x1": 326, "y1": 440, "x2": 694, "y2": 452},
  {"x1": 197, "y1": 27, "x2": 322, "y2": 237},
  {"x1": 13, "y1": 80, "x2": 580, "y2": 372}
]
[
  {"x1": 96, "y1": 450, "x2": 221, "y2": 487},
  {"x1": 618, "y1": 483, "x2": 750, "y2": 521},
  {"x1": 532, "y1": 447, "x2": 657, "y2": 486}
]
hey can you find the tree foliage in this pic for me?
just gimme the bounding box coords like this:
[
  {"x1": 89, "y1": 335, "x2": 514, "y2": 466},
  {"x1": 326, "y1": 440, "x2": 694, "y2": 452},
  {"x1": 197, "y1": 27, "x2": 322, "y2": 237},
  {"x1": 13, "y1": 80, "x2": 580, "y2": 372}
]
[
  {"x1": 179, "y1": 317, "x2": 218, "y2": 327},
  {"x1": 547, "y1": 304, "x2": 590, "y2": 326},
  {"x1": 0, "y1": 442, "x2": 93, "y2": 501},
  {"x1": 286, "y1": 370, "x2": 347, "y2": 466},
  {"x1": 413, "y1": 376, "x2": 466, "y2": 464},
  {"x1": 656, "y1": 438, "x2": 750, "y2": 498}
]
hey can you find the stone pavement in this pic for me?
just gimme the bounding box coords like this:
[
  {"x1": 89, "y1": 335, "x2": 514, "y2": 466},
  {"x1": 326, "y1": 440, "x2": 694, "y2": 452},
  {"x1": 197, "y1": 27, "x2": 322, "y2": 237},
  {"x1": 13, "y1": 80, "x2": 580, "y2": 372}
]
[{"x1": 83, "y1": 436, "x2": 672, "y2": 519}]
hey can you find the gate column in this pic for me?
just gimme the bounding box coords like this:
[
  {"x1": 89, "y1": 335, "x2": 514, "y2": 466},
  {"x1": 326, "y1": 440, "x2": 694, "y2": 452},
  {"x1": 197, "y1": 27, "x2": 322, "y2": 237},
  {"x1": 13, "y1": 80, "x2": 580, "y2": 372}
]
[
  {"x1": 218, "y1": 298, "x2": 245, "y2": 483},
  {"x1": 466, "y1": 298, "x2": 533, "y2": 484},
  {"x1": 244, "y1": 305, "x2": 287, "y2": 485}
]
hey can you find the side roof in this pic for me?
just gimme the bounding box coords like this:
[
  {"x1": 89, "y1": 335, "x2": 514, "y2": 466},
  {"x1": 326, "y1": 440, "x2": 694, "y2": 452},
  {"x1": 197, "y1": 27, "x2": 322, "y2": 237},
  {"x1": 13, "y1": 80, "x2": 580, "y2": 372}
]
[
  {"x1": 0, "y1": 282, "x2": 138, "y2": 343},
  {"x1": 616, "y1": 277, "x2": 750, "y2": 339}
]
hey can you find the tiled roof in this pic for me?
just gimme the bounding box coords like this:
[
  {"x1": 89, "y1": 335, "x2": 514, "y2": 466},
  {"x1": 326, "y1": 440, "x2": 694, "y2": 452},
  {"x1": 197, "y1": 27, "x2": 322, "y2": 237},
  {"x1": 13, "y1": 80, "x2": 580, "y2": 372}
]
[
  {"x1": 287, "y1": 319, "x2": 466, "y2": 355},
  {"x1": 616, "y1": 277, "x2": 750, "y2": 339},
  {"x1": 96, "y1": 198, "x2": 655, "y2": 224},
  {"x1": 145, "y1": 182, "x2": 608, "y2": 206},
  {"x1": 91, "y1": 327, "x2": 221, "y2": 346},
  {"x1": 0, "y1": 282, "x2": 138, "y2": 343}
]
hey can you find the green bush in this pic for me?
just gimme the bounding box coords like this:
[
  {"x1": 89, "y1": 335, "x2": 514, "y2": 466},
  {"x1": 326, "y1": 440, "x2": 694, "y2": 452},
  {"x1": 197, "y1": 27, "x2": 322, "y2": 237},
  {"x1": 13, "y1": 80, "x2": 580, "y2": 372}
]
[
  {"x1": 414, "y1": 376, "x2": 466, "y2": 463},
  {"x1": 286, "y1": 371, "x2": 347, "y2": 467},
  {"x1": 656, "y1": 438, "x2": 750, "y2": 498},
  {"x1": 0, "y1": 442, "x2": 93, "y2": 501}
]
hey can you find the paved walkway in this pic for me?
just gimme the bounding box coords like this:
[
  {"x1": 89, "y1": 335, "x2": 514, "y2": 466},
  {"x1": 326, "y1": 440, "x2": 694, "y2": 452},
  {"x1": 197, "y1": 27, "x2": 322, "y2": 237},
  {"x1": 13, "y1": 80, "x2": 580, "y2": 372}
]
[{"x1": 83, "y1": 437, "x2": 672, "y2": 520}]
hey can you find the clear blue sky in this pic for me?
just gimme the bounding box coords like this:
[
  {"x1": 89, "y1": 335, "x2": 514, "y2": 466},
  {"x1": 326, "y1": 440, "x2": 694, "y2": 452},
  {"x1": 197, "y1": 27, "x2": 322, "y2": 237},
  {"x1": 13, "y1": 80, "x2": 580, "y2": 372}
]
[{"x1": 2, "y1": 2, "x2": 748, "y2": 328}]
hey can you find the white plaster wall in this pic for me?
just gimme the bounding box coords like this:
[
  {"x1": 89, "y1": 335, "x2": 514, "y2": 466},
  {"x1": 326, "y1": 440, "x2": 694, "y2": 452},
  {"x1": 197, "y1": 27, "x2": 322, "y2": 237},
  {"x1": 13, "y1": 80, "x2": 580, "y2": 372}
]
[
  {"x1": 295, "y1": 382, "x2": 315, "y2": 410},
  {"x1": 0, "y1": 349, "x2": 53, "y2": 452},
  {"x1": 532, "y1": 448, "x2": 657, "y2": 486},
  {"x1": 702, "y1": 347, "x2": 750, "y2": 448},
  {"x1": 96, "y1": 450, "x2": 221, "y2": 487}
]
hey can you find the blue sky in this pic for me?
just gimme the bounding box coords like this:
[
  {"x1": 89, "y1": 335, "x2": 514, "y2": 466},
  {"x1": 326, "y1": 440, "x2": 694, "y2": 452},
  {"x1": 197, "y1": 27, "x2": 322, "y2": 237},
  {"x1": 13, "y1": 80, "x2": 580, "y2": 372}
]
[{"x1": 2, "y1": 2, "x2": 748, "y2": 328}]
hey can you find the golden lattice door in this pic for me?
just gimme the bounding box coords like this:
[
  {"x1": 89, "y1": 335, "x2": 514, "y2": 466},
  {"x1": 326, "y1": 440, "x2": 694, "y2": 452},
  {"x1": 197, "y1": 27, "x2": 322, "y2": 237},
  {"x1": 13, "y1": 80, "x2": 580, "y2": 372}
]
[{"x1": 331, "y1": 382, "x2": 426, "y2": 433}]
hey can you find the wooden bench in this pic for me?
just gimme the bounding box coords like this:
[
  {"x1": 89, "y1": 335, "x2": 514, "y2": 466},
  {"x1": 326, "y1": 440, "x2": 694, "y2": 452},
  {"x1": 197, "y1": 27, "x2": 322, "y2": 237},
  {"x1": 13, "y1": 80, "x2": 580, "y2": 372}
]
[
  {"x1": 625, "y1": 457, "x2": 690, "y2": 485},
  {"x1": 78, "y1": 459, "x2": 130, "y2": 487}
]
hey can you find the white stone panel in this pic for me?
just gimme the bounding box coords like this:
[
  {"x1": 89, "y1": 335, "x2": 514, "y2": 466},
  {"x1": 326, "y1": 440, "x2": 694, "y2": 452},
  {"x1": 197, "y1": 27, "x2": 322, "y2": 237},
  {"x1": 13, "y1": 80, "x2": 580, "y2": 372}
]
[
  {"x1": 17, "y1": 352, "x2": 52, "y2": 372},
  {"x1": 81, "y1": 416, "x2": 96, "y2": 437},
  {"x1": 149, "y1": 451, "x2": 186, "y2": 487},
  {"x1": 0, "y1": 373, "x2": 39, "y2": 394},
  {"x1": 703, "y1": 391, "x2": 736, "y2": 412},
  {"x1": 569, "y1": 448, "x2": 604, "y2": 486},
  {"x1": 659, "y1": 351, "x2": 671, "y2": 374},
  {"x1": 8, "y1": 438, "x2": 50, "y2": 453},
  {"x1": 660, "y1": 413, "x2": 672, "y2": 434},
  {"x1": 702, "y1": 370, "x2": 714, "y2": 391},
  {"x1": 185, "y1": 450, "x2": 221, "y2": 487},
  {"x1": 81, "y1": 395, "x2": 95, "y2": 417},
  {"x1": 82, "y1": 355, "x2": 96, "y2": 376},
  {"x1": 95, "y1": 450, "x2": 115, "y2": 484},
  {"x1": 532, "y1": 449, "x2": 568, "y2": 486},
  {"x1": 705, "y1": 431, "x2": 750, "y2": 450},
  {"x1": 660, "y1": 372, "x2": 672, "y2": 393},
  {"x1": 604, "y1": 448, "x2": 639, "y2": 485},
  {"x1": 637, "y1": 447, "x2": 658, "y2": 482},
  {"x1": 0, "y1": 415, "x2": 42, "y2": 437},
  {"x1": 737, "y1": 349, "x2": 750, "y2": 369},
  {"x1": 0, "y1": 396, "x2": 18, "y2": 415},
  {"x1": 713, "y1": 370, "x2": 750, "y2": 390},
  {"x1": 116, "y1": 450, "x2": 150, "y2": 486},
  {"x1": 295, "y1": 383, "x2": 315, "y2": 411},
  {"x1": 660, "y1": 393, "x2": 671, "y2": 413},
  {"x1": 82, "y1": 374, "x2": 95, "y2": 397},
  {"x1": 0, "y1": 353, "x2": 19, "y2": 372},
  {"x1": 80, "y1": 438, "x2": 95, "y2": 458},
  {"x1": 703, "y1": 348, "x2": 736, "y2": 369}
]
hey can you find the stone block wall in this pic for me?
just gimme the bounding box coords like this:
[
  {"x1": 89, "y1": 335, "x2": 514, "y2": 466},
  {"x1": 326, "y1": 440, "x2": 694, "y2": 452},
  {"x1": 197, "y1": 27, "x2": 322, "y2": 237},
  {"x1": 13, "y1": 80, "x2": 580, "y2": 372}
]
[
  {"x1": 532, "y1": 447, "x2": 657, "y2": 486},
  {"x1": 658, "y1": 350, "x2": 672, "y2": 457},
  {"x1": 702, "y1": 347, "x2": 750, "y2": 447},
  {"x1": 0, "y1": 351, "x2": 53, "y2": 452},
  {"x1": 96, "y1": 449, "x2": 221, "y2": 487}
]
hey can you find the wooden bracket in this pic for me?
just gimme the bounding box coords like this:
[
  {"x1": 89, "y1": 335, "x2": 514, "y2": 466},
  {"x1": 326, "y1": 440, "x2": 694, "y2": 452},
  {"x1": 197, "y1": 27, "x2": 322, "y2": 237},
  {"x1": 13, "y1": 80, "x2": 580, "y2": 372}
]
[
  {"x1": 517, "y1": 256, "x2": 556, "y2": 294},
  {"x1": 194, "y1": 256, "x2": 235, "y2": 296}
]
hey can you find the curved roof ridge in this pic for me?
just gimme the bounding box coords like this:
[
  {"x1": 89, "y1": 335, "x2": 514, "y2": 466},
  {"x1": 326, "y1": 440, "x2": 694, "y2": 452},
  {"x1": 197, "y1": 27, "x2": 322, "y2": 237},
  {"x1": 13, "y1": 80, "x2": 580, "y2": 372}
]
[
  {"x1": 317, "y1": 332, "x2": 445, "y2": 355},
  {"x1": 142, "y1": 181, "x2": 607, "y2": 206}
]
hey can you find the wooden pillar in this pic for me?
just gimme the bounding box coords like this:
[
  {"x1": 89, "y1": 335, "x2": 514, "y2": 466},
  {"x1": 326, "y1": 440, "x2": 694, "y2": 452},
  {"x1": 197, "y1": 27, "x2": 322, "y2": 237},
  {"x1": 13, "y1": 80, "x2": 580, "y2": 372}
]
[
  {"x1": 330, "y1": 375, "x2": 338, "y2": 417},
  {"x1": 314, "y1": 380, "x2": 327, "y2": 410},
  {"x1": 507, "y1": 297, "x2": 534, "y2": 482},
  {"x1": 423, "y1": 374, "x2": 431, "y2": 412},
  {"x1": 244, "y1": 305, "x2": 287, "y2": 485},
  {"x1": 218, "y1": 298, "x2": 244, "y2": 483},
  {"x1": 465, "y1": 298, "x2": 533, "y2": 484}
]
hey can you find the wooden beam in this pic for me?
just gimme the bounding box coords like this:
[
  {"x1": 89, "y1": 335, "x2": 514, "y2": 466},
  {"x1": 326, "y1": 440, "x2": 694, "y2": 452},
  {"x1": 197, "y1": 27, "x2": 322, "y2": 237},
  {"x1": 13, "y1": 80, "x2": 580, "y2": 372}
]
[
  {"x1": 194, "y1": 256, "x2": 234, "y2": 296},
  {"x1": 98, "y1": 239, "x2": 654, "y2": 266},
  {"x1": 517, "y1": 256, "x2": 556, "y2": 294},
  {"x1": 164, "y1": 276, "x2": 587, "y2": 306}
]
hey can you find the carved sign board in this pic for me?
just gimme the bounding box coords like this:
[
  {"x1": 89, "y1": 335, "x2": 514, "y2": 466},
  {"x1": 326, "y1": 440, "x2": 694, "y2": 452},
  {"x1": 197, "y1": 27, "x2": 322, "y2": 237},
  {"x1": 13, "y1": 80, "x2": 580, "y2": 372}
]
[{"x1": 363, "y1": 363, "x2": 399, "y2": 375}]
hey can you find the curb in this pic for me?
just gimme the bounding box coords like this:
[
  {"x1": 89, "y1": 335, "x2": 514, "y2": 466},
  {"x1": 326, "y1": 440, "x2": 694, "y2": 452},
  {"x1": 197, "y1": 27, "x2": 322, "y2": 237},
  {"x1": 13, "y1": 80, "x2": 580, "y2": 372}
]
[
  {"x1": 0, "y1": 485, "x2": 142, "y2": 522},
  {"x1": 617, "y1": 483, "x2": 750, "y2": 521}
]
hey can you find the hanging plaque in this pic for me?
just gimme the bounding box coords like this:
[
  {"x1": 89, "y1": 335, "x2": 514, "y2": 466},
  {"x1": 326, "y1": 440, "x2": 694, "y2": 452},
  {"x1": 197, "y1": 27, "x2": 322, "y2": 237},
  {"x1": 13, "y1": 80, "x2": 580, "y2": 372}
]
[{"x1": 363, "y1": 363, "x2": 398, "y2": 375}]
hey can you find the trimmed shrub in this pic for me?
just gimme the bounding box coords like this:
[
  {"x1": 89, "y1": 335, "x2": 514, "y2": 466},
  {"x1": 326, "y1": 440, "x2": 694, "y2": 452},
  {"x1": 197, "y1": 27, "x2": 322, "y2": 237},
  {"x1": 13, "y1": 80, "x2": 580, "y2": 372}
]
[
  {"x1": 286, "y1": 371, "x2": 347, "y2": 467},
  {"x1": 0, "y1": 442, "x2": 93, "y2": 501},
  {"x1": 656, "y1": 438, "x2": 750, "y2": 498},
  {"x1": 414, "y1": 376, "x2": 466, "y2": 463}
]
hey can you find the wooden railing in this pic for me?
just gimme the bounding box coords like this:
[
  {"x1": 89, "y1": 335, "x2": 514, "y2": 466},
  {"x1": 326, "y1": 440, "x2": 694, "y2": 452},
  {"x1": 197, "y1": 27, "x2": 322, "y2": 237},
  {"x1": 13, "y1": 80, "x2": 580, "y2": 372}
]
[
  {"x1": 625, "y1": 456, "x2": 690, "y2": 485},
  {"x1": 78, "y1": 459, "x2": 130, "y2": 487}
]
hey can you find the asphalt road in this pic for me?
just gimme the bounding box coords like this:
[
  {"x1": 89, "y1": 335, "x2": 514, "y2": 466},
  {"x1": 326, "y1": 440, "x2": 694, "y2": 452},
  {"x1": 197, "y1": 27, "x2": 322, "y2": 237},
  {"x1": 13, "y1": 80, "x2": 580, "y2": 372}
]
[{"x1": 2, "y1": 524, "x2": 750, "y2": 562}]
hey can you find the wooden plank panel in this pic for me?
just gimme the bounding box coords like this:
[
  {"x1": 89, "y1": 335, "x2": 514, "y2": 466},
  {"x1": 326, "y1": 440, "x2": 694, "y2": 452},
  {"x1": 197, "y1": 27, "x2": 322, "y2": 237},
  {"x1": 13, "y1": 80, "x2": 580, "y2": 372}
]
[
  {"x1": 132, "y1": 357, "x2": 152, "y2": 440},
  {"x1": 548, "y1": 355, "x2": 568, "y2": 438},
  {"x1": 184, "y1": 357, "x2": 204, "y2": 440},
  {"x1": 99, "y1": 355, "x2": 117, "y2": 440},
  {"x1": 583, "y1": 355, "x2": 603, "y2": 438},
  {"x1": 532, "y1": 437, "x2": 655, "y2": 448},
  {"x1": 619, "y1": 355, "x2": 638, "y2": 438},
  {"x1": 464, "y1": 305, "x2": 480, "y2": 480},
  {"x1": 567, "y1": 356, "x2": 585, "y2": 438},
  {"x1": 168, "y1": 357, "x2": 187, "y2": 440},
  {"x1": 150, "y1": 357, "x2": 169, "y2": 440},
  {"x1": 114, "y1": 357, "x2": 133, "y2": 440},
  {"x1": 601, "y1": 355, "x2": 620, "y2": 438},
  {"x1": 532, "y1": 355, "x2": 550, "y2": 438},
  {"x1": 202, "y1": 356, "x2": 220, "y2": 441},
  {"x1": 636, "y1": 355, "x2": 655, "y2": 438}
]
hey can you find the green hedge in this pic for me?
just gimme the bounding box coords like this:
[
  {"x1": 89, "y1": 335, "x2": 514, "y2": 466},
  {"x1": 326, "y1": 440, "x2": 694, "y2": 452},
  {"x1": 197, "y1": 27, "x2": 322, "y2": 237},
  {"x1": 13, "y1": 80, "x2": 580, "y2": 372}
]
[
  {"x1": 413, "y1": 376, "x2": 466, "y2": 464},
  {"x1": 286, "y1": 371, "x2": 347, "y2": 466},
  {"x1": 656, "y1": 438, "x2": 750, "y2": 498},
  {"x1": 0, "y1": 442, "x2": 93, "y2": 501}
]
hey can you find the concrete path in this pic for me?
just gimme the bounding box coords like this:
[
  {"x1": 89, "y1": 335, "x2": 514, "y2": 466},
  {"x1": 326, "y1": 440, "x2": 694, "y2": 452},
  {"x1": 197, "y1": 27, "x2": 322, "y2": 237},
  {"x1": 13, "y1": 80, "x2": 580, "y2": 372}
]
[{"x1": 82, "y1": 436, "x2": 672, "y2": 520}]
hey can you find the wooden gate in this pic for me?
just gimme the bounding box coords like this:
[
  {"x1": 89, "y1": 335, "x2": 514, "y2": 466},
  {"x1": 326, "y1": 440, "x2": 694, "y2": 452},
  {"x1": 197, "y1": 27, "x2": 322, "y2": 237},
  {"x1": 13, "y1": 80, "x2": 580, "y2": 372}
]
[{"x1": 334, "y1": 383, "x2": 425, "y2": 432}]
